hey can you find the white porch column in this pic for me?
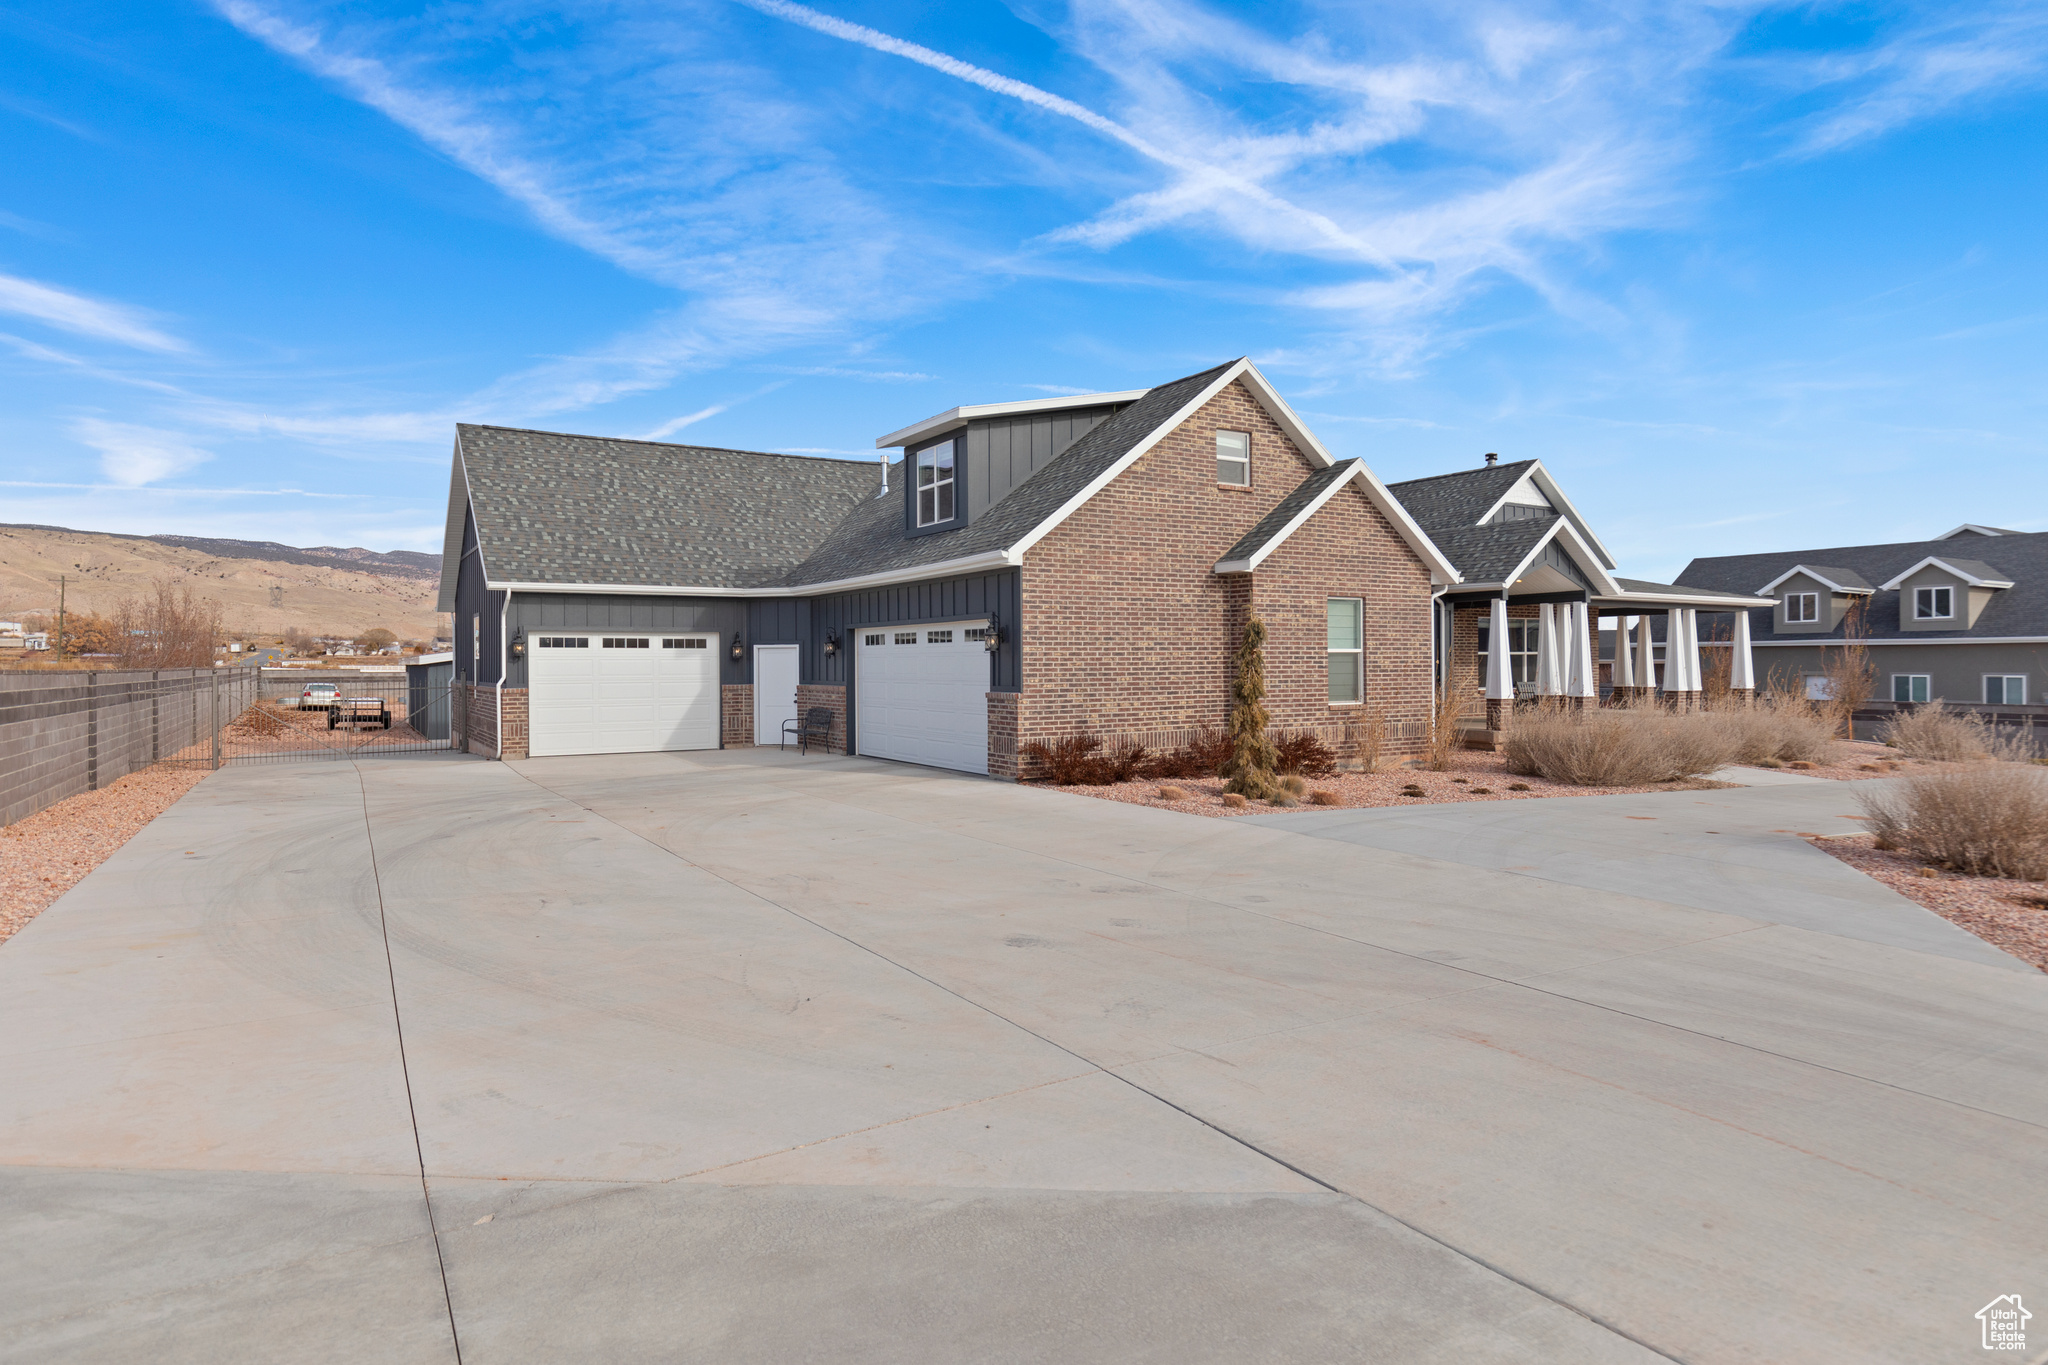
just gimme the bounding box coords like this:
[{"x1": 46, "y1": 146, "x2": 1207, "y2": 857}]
[
  {"x1": 1485, "y1": 597, "x2": 1513, "y2": 701},
  {"x1": 1636, "y1": 613, "x2": 1658, "y2": 693},
  {"x1": 1660, "y1": 610, "x2": 1687, "y2": 697},
  {"x1": 1615, "y1": 616, "x2": 1637, "y2": 690},
  {"x1": 1685, "y1": 608, "x2": 1704, "y2": 692},
  {"x1": 1569, "y1": 600, "x2": 1597, "y2": 698},
  {"x1": 1535, "y1": 603, "x2": 1560, "y2": 696},
  {"x1": 1730, "y1": 608, "x2": 1757, "y2": 693}
]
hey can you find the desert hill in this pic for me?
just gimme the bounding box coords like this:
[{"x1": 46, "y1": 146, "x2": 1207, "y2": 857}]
[{"x1": 0, "y1": 524, "x2": 444, "y2": 642}]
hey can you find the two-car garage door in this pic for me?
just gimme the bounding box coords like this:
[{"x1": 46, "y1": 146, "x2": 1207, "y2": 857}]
[
  {"x1": 528, "y1": 633, "x2": 719, "y2": 757},
  {"x1": 856, "y1": 624, "x2": 989, "y2": 775}
]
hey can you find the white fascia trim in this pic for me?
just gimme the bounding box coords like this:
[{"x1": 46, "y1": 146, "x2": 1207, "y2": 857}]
[
  {"x1": 1749, "y1": 636, "x2": 2048, "y2": 647},
  {"x1": 488, "y1": 550, "x2": 1019, "y2": 600},
  {"x1": 876, "y1": 389, "x2": 1150, "y2": 449},
  {"x1": 1598, "y1": 589, "x2": 1777, "y2": 608},
  {"x1": 1876, "y1": 555, "x2": 2015, "y2": 591},
  {"x1": 1498, "y1": 517, "x2": 1622, "y2": 597},
  {"x1": 1213, "y1": 461, "x2": 1369, "y2": 574},
  {"x1": 1756, "y1": 564, "x2": 1873, "y2": 596},
  {"x1": 1471, "y1": 462, "x2": 1618, "y2": 571},
  {"x1": 436, "y1": 440, "x2": 475, "y2": 614}
]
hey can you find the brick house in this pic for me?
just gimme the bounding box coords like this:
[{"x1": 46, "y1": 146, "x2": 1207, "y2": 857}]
[{"x1": 438, "y1": 358, "x2": 1458, "y2": 775}]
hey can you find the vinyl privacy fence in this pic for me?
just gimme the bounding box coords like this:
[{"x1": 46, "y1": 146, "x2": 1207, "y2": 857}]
[{"x1": 0, "y1": 667, "x2": 258, "y2": 826}]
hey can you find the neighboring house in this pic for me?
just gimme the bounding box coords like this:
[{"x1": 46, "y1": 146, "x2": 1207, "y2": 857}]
[
  {"x1": 1677, "y1": 526, "x2": 2048, "y2": 706},
  {"x1": 437, "y1": 358, "x2": 1460, "y2": 775},
  {"x1": 1385, "y1": 457, "x2": 1771, "y2": 718}
]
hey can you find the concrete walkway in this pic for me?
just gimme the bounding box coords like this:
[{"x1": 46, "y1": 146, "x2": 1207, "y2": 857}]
[{"x1": 2, "y1": 751, "x2": 2043, "y2": 1363}]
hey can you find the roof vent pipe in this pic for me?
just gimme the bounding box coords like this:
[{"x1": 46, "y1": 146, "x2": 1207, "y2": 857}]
[
  {"x1": 1484, "y1": 452, "x2": 1498, "y2": 467},
  {"x1": 878, "y1": 450, "x2": 890, "y2": 498}
]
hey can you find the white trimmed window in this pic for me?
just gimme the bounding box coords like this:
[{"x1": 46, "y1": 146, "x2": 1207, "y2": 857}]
[
  {"x1": 916, "y1": 439, "x2": 955, "y2": 526},
  {"x1": 1327, "y1": 598, "x2": 1363, "y2": 703},
  {"x1": 1986, "y1": 675, "x2": 2027, "y2": 704},
  {"x1": 1784, "y1": 592, "x2": 1819, "y2": 623},
  {"x1": 1914, "y1": 585, "x2": 1953, "y2": 619},
  {"x1": 1891, "y1": 674, "x2": 1930, "y2": 703},
  {"x1": 1217, "y1": 430, "x2": 1250, "y2": 486}
]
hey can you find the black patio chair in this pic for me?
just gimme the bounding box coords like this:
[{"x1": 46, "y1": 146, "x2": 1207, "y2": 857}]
[{"x1": 782, "y1": 706, "x2": 837, "y2": 754}]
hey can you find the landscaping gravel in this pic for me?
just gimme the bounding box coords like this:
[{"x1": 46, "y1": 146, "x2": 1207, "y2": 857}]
[
  {"x1": 1812, "y1": 832, "x2": 2048, "y2": 974},
  {"x1": 0, "y1": 766, "x2": 208, "y2": 945}
]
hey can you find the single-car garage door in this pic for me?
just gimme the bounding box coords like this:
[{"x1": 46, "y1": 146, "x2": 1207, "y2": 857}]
[
  {"x1": 856, "y1": 623, "x2": 989, "y2": 774},
  {"x1": 528, "y1": 633, "x2": 719, "y2": 757}
]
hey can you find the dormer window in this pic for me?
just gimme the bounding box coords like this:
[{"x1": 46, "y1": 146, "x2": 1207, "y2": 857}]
[
  {"x1": 1914, "y1": 586, "x2": 1953, "y2": 619},
  {"x1": 1785, "y1": 592, "x2": 1818, "y2": 623},
  {"x1": 1216, "y1": 430, "x2": 1250, "y2": 486},
  {"x1": 916, "y1": 440, "x2": 956, "y2": 526}
]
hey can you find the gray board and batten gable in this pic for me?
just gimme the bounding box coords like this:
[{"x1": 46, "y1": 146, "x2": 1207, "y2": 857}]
[
  {"x1": 1679, "y1": 532, "x2": 2048, "y2": 642},
  {"x1": 958, "y1": 402, "x2": 1131, "y2": 523}
]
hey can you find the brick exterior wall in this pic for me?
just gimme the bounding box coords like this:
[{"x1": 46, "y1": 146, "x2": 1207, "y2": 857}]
[
  {"x1": 499, "y1": 687, "x2": 528, "y2": 760},
  {"x1": 451, "y1": 683, "x2": 528, "y2": 759},
  {"x1": 794, "y1": 683, "x2": 846, "y2": 753},
  {"x1": 987, "y1": 691, "x2": 1018, "y2": 779},
  {"x1": 721, "y1": 683, "x2": 754, "y2": 748},
  {"x1": 1017, "y1": 377, "x2": 1435, "y2": 767}
]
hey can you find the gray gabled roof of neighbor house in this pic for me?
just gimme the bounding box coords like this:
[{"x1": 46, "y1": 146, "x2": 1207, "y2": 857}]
[
  {"x1": 1678, "y1": 532, "x2": 2048, "y2": 640},
  {"x1": 1385, "y1": 460, "x2": 1539, "y2": 534}
]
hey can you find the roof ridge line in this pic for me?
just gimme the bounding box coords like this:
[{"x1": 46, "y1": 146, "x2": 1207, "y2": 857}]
[{"x1": 456, "y1": 423, "x2": 879, "y2": 465}]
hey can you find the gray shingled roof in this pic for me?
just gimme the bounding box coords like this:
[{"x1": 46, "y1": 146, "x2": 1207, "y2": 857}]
[
  {"x1": 1678, "y1": 533, "x2": 2046, "y2": 640},
  {"x1": 1927, "y1": 557, "x2": 2010, "y2": 583},
  {"x1": 782, "y1": 361, "x2": 1234, "y2": 585},
  {"x1": 1427, "y1": 519, "x2": 1556, "y2": 586},
  {"x1": 458, "y1": 426, "x2": 881, "y2": 590},
  {"x1": 1216, "y1": 460, "x2": 1360, "y2": 566},
  {"x1": 1783, "y1": 564, "x2": 1875, "y2": 592},
  {"x1": 1385, "y1": 460, "x2": 1538, "y2": 533}
]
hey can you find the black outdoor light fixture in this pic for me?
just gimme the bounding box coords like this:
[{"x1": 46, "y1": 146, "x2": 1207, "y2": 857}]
[
  {"x1": 823, "y1": 632, "x2": 840, "y2": 659},
  {"x1": 982, "y1": 616, "x2": 1003, "y2": 653},
  {"x1": 729, "y1": 632, "x2": 745, "y2": 663},
  {"x1": 508, "y1": 630, "x2": 525, "y2": 659}
]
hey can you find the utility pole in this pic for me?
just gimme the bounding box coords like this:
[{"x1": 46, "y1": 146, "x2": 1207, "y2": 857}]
[{"x1": 56, "y1": 574, "x2": 67, "y2": 659}]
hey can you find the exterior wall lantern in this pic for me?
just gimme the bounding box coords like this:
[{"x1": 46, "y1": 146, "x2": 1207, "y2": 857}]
[
  {"x1": 508, "y1": 630, "x2": 525, "y2": 659},
  {"x1": 729, "y1": 632, "x2": 745, "y2": 663},
  {"x1": 983, "y1": 617, "x2": 1003, "y2": 653},
  {"x1": 823, "y1": 632, "x2": 840, "y2": 659}
]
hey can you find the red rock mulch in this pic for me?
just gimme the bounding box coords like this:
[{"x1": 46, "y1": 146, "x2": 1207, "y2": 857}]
[
  {"x1": 0, "y1": 767, "x2": 209, "y2": 945},
  {"x1": 1812, "y1": 833, "x2": 2048, "y2": 974}
]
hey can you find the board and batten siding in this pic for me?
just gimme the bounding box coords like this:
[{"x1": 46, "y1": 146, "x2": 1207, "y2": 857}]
[
  {"x1": 503, "y1": 593, "x2": 748, "y2": 690},
  {"x1": 963, "y1": 405, "x2": 1127, "y2": 522},
  {"x1": 453, "y1": 505, "x2": 506, "y2": 688}
]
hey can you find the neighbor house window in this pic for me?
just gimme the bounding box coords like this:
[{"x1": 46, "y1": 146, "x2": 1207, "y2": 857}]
[
  {"x1": 1327, "y1": 598, "x2": 1363, "y2": 703},
  {"x1": 1986, "y1": 675, "x2": 2027, "y2": 704},
  {"x1": 1477, "y1": 619, "x2": 1542, "y2": 686},
  {"x1": 916, "y1": 439, "x2": 955, "y2": 526},
  {"x1": 1892, "y1": 674, "x2": 1930, "y2": 703},
  {"x1": 471, "y1": 613, "x2": 481, "y2": 667},
  {"x1": 1914, "y1": 586, "x2": 1953, "y2": 619},
  {"x1": 1805, "y1": 676, "x2": 1833, "y2": 701},
  {"x1": 1784, "y1": 593, "x2": 1819, "y2": 623},
  {"x1": 1216, "y1": 430, "x2": 1250, "y2": 486}
]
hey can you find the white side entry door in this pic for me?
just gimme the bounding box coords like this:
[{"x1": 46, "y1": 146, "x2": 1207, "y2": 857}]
[
  {"x1": 855, "y1": 623, "x2": 989, "y2": 775},
  {"x1": 754, "y1": 644, "x2": 800, "y2": 746}
]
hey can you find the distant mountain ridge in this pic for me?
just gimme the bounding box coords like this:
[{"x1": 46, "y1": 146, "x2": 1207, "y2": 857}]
[{"x1": 0, "y1": 525, "x2": 440, "y2": 581}]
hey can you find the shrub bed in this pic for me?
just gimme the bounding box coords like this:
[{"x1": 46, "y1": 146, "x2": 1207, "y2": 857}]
[{"x1": 1858, "y1": 763, "x2": 2048, "y2": 880}]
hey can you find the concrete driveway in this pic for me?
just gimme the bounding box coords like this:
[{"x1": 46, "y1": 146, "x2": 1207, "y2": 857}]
[{"x1": 3, "y1": 751, "x2": 2043, "y2": 1363}]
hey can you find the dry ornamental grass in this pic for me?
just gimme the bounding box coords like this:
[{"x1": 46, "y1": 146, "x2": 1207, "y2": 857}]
[{"x1": 1859, "y1": 763, "x2": 2048, "y2": 881}]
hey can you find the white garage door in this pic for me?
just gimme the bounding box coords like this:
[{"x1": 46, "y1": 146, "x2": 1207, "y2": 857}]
[
  {"x1": 856, "y1": 623, "x2": 990, "y2": 774},
  {"x1": 528, "y1": 633, "x2": 719, "y2": 758}
]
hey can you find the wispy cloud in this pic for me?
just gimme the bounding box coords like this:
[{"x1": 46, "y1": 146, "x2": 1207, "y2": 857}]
[
  {"x1": 69, "y1": 419, "x2": 216, "y2": 486},
  {"x1": 0, "y1": 273, "x2": 185, "y2": 352}
]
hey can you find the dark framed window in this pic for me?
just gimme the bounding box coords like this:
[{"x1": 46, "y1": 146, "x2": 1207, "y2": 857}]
[{"x1": 917, "y1": 439, "x2": 956, "y2": 526}]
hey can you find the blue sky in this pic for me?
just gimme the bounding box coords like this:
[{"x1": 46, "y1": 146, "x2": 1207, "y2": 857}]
[{"x1": 2, "y1": 0, "x2": 2044, "y2": 580}]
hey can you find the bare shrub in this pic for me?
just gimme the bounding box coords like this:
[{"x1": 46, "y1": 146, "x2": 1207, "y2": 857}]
[
  {"x1": 283, "y1": 626, "x2": 319, "y2": 655},
  {"x1": 1147, "y1": 726, "x2": 1232, "y2": 779},
  {"x1": 1276, "y1": 774, "x2": 1309, "y2": 797},
  {"x1": 1275, "y1": 730, "x2": 1337, "y2": 777},
  {"x1": 1818, "y1": 599, "x2": 1877, "y2": 739},
  {"x1": 1859, "y1": 765, "x2": 2048, "y2": 880},
  {"x1": 1425, "y1": 671, "x2": 1478, "y2": 772},
  {"x1": 1220, "y1": 793, "x2": 1247, "y2": 809},
  {"x1": 1503, "y1": 707, "x2": 1739, "y2": 786},
  {"x1": 1155, "y1": 785, "x2": 1188, "y2": 801},
  {"x1": 1021, "y1": 734, "x2": 1149, "y2": 785},
  {"x1": 1881, "y1": 700, "x2": 1995, "y2": 762},
  {"x1": 110, "y1": 578, "x2": 224, "y2": 669},
  {"x1": 1346, "y1": 707, "x2": 1387, "y2": 774},
  {"x1": 1704, "y1": 693, "x2": 1840, "y2": 766},
  {"x1": 355, "y1": 627, "x2": 397, "y2": 653}
]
